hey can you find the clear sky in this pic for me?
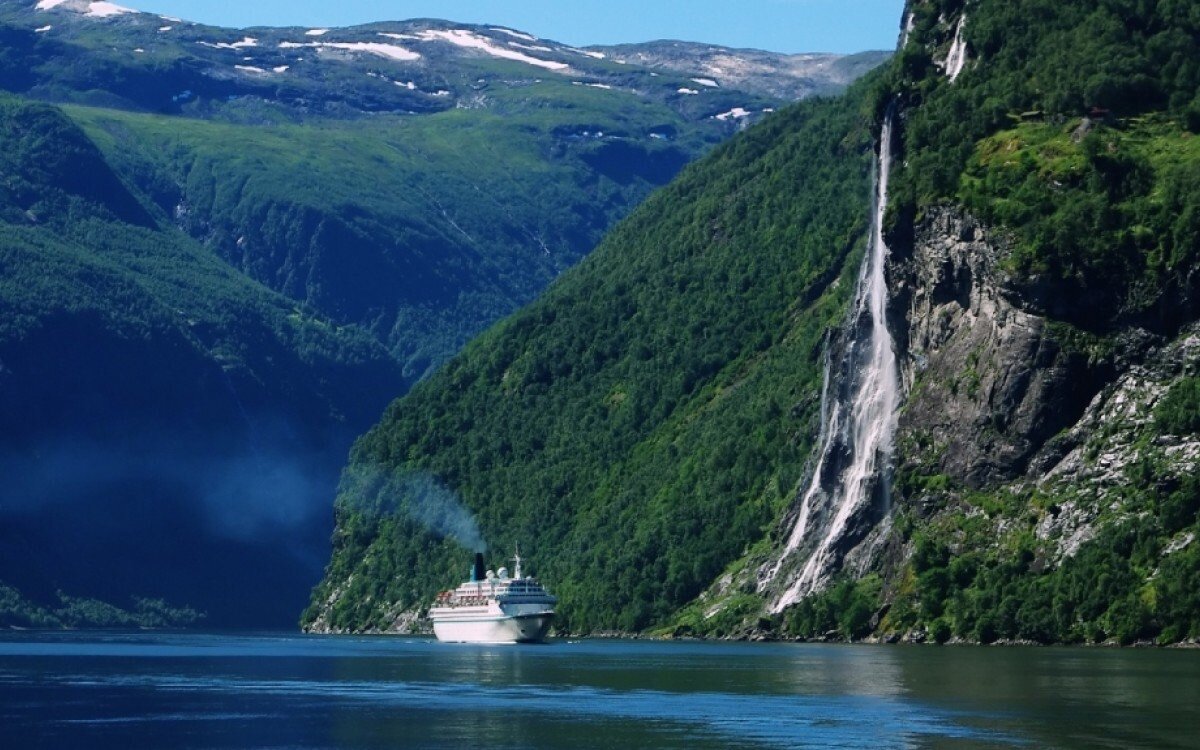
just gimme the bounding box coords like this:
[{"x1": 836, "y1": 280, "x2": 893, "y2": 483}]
[{"x1": 130, "y1": 1, "x2": 906, "y2": 55}]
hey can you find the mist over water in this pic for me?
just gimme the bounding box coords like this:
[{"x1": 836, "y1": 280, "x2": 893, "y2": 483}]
[
  {"x1": 2, "y1": 436, "x2": 325, "y2": 540},
  {"x1": 339, "y1": 466, "x2": 487, "y2": 552},
  {"x1": 0, "y1": 421, "x2": 355, "y2": 626}
]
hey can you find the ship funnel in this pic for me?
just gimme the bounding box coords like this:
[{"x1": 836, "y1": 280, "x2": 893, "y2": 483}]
[{"x1": 472, "y1": 552, "x2": 486, "y2": 583}]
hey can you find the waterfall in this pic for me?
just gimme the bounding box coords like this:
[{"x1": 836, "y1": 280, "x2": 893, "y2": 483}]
[
  {"x1": 900, "y1": 12, "x2": 915, "y2": 47},
  {"x1": 944, "y1": 15, "x2": 968, "y2": 82},
  {"x1": 763, "y1": 112, "x2": 901, "y2": 614}
]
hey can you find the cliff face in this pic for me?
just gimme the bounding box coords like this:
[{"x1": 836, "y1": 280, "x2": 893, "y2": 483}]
[
  {"x1": 891, "y1": 207, "x2": 1103, "y2": 488},
  {"x1": 696, "y1": 199, "x2": 1200, "y2": 644},
  {"x1": 891, "y1": 203, "x2": 1198, "y2": 548}
]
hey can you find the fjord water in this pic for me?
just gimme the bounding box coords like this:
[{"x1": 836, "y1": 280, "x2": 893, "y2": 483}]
[{"x1": 2, "y1": 633, "x2": 1198, "y2": 749}]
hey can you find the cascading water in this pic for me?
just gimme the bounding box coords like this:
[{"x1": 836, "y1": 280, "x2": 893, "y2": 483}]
[
  {"x1": 944, "y1": 15, "x2": 968, "y2": 82},
  {"x1": 762, "y1": 111, "x2": 902, "y2": 613}
]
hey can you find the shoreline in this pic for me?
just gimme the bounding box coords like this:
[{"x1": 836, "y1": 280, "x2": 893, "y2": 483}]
[{"x1": 297, "y1": 624, "x2": 1200, "y2": 649}]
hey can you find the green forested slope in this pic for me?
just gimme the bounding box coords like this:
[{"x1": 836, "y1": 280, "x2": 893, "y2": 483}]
[
  {"x1": 0, "y1": 93, "x2": 400, "y2": 432},
  {"x1": 886, "y1": 0, "x2": 1200, "y2": 327},
  {"x1": 0, "y1": 93, "x2": 405, "y2": 625},
  {"x1": 64, "y1": 90, "x2": 709, "y2": 381},
  {"x1": 0, "y1": 1, "x2": 893, "y2": 629},
  {"x1": 304, "y1": 79, "x2": 880, "y2": 633},
  {"x1": 312, "y1": 0, "x2": 1200, "y2": 643}
]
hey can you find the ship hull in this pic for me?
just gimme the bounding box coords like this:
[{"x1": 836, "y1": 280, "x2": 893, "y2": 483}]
[{"x1": 432, "y1": 612, "x2": 553, "y2": 644}]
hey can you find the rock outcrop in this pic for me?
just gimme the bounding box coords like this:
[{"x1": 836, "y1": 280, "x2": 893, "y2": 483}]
[{"x1": 890, "y1": 207, "x2": 1107, "y2": 487}]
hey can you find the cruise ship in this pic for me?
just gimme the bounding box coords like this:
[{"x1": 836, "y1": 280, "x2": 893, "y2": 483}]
[{"x1": 428, "y1": 550, "x2": 557, "y2": 643}]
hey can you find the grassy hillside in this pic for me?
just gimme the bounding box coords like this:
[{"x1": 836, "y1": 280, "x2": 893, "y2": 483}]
[{"x1": 304, "y1": 76, "x2": 881, "y2": 633}]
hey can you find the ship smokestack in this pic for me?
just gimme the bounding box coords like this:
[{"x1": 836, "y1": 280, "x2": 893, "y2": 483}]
[{"x1": 472, "y1": 552, "x2": 486, "y2": 582}]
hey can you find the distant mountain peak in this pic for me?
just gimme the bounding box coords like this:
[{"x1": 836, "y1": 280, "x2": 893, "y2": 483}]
[
  {"x1": 8, "y1": 1, "x2": 884, "y2": 122},
  {"x1": 35, "y1": 0, "x2": 137, "y2": 19}
]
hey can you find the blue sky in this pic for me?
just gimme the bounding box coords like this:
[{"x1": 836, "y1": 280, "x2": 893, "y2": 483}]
[{"x1": 131, "y1": 1, "x2": 906, "y2": 54}]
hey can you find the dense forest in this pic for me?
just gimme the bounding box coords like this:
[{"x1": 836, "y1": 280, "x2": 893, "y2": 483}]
[
  {"x1": 0, "y1": 92, "x2": 405, "y2": 625},
  {"x1": 304, "y1": 76, "x2": 881, "y2": 633}
]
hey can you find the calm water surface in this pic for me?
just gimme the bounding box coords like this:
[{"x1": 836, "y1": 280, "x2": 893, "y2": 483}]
[{"x1": 1, "y1": 632, "x2": 1197, "y2": 749}]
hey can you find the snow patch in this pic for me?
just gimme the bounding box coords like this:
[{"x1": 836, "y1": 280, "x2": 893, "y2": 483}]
[
  {"x1": 133, "y1": 47, "x2": 144, "y2": 53},
  {"x1": 396, "y1": 80, "x2": 417, "y2": 90},
  {"x1": 199, "y1": 37, "x2": 258, "y2": 50},
  {"x1": 509, "y1": 42, "x2": 554, "y2": 53},
  {"x1": 378, "y1": 32, "x2": 420, "y2": 41},
  {"x1": 234, "y1": 65, "x2": 268, "y2": 74},
  {"x1": 490, "y1": 27, "x2": 537, "y2": 42},
  {"x1": 691, "y1": 77, "x2": 719, "y2": 88},
  {"x1": 305, "y1": 29, "x2": 329, "y2": 36},
  {"x1": 677, "y1": 88, "x2": 699, "y2": 95},
  {"x1": 571, "y1": 48, "x2": 606, "y2": 60},
  {"x1": 714, "y1": 107, "x2": 751, "y2": 121},
  {"x1": 158, "y1": 25, "x2": 172, "y2": 32},
  {"x1": 86, "y1": 2, "x2": 136, "y2": 18},
  {"x1": 273, "y1": 65, "x2": 290, "y2": 73},
  {"x1": 417, "y1": 29, "x2": 568, "y2": 71},
  {"x1": 35, "y1": 25, "x2": 52, "y2": 32},
  {"x1": 279, "y1": 41, "x2": 421, "y2": 61},
  {"x1": 35, "y1": 0, "x2": 69, "y2": 10},
  {"x1": 160, "y1": 15, "x2": 182, "y2": 22}
]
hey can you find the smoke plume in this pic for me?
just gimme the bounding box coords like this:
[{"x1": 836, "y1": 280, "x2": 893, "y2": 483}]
[{"x1": 340, "y1": 466, "x2": 486, "y2": 552}]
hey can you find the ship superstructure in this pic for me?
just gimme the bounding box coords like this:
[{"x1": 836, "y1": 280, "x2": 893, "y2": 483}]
[{"x1": 428, "y1": 550, "x2": 556, "y2": 643}]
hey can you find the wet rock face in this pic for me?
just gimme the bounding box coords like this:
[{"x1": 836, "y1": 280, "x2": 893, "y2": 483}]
[{"x1": 889, "y1": 207, "x2": 1102, "y2": 487}]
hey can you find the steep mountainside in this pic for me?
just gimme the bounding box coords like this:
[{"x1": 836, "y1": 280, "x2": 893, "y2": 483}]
[
  {"x1": 0, "y1": 0, "x2": 888, "y2": 382},
  {"x1": 304, "y1": 81, "x2": 878, "y2": 633},
  {"x1": 750, "y1": 0, "x2": 1200, "y2": 646},
  {"x1": 0, "y1": 0, "x2": 886, "y2": 626},
  {"x1": 0, "y1": 93, "x2": 403, "y2": 625},
  {"x1": 310, "y1": 0, "x2": 1200, "y2": 644}
]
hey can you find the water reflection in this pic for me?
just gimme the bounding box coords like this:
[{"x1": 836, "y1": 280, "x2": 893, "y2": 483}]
[
  {"x1": 1, "y1": 633, "x2": 1197, "y2": 750},
  {"x1": 780, "y1": 643, "x2": 907, "y2": 697}
]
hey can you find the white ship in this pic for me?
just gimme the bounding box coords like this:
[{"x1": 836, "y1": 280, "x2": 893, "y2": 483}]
[{"x1": 428, "y1": 550, "x2": 556, "y2": 643}]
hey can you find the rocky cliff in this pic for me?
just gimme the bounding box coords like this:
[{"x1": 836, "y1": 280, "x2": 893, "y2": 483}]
[{"x1": 891, "y1": 207, "x2": 1106, "y2": 488}]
